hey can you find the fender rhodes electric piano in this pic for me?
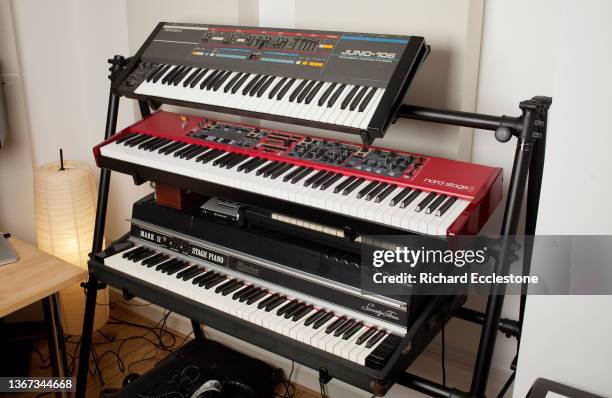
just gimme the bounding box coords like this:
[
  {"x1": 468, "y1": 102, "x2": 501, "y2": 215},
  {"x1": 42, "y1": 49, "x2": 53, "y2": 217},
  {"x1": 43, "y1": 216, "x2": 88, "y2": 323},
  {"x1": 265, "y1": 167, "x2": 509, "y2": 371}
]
[
  {"x1": 94, "y1": 111, "x2": 503, "y2": 238},
  {"x1": 114, "y1": 23, "x2": 428, "y2": 142}
]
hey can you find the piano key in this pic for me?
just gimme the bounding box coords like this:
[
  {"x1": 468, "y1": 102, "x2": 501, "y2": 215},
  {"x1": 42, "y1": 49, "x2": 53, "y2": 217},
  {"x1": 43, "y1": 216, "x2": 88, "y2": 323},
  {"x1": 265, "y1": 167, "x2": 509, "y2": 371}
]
[
  {"x1": 436, "y1": 196, "x2": 457, "y2": 216},
  {"x1": 415, "y1": 192, "x2": 437, "y2": 212}
]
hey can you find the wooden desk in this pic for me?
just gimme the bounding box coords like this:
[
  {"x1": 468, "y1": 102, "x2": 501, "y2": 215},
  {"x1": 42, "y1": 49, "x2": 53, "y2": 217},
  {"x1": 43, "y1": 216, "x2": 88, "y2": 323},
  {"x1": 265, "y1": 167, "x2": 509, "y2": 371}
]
[{"x1": 0, "y1": 237, "x2": 87, "y2": 396}]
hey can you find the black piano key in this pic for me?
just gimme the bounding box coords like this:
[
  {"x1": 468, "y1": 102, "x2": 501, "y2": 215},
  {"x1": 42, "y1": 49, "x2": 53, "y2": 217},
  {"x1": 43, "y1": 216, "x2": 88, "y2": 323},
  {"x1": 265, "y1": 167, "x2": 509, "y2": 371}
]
[
  {"x1": 283, "y1": 302, "x2": 304, "y2": 318},
  {"x1": 304, "y1": 310, "x2": 326, "y2": 326},
  {"x1": 165, "y1": 143, "x2": 188, "y2": 156},
  {"x1": 327, "y1": 84, "x2": 346, "y2": 107},
  {"x1": 333, "y1": 319, "x2": 355, "y2": 337},
  {"x1": 318, "y1": 83, "x2": 336, "y2": 106},
  {"x1": 223, "y1": 72, "x2": 243, "y2": 93},
  {"x1": 246, "y1": 289, "x2": 267, "y2": 305},
  {"x1": 148, "y1": 139, "x2": 172, "y2": 152},
  {"x1": 206, "y1": 70, "x2": 225, "y2": 90},
  {"x1": 342, "y1": 322, "x2": 363, "y2": 340},
  {"x1": 242, "y1": 74, "x2": 262, "y2": 95},
  {"x1": 333, "y1": 176, "x2": 355, "y2": 193},
  {"x1": 257, "y1": 294, "x2": 279, "y2": 309},
  {"x1": 340, "y1": 86, "x2": 359, "y2": 110},
  {"x1": 213, "y1": 71, "x2": 232, "y2": 91},
  {"x1": 194, "y1": 148, "x2": 216, "y2": 162},
  {"x1": 256, "y1": 76, "x2": 275, "y2": 97},
  {"x1": 162, "y1": 65, "x2": 182, "y2": 84},
  {"x1": 297, "y1": 80, "x2": 316, "y2": 103},
  {"x1": 156, "y1": 259, "x2": 178, "y2": 271},
  {"x1": 159, "y1": 141, "x2": 181, "y2": 154},
  {"x1": 268, "y1": 77, "x2": 287, "y2": 99},
  {"x1": 174, "y1": 144, "x2": 197, "y2": 158},
  {"x1": 204, "y1": 275, "x2": 226, "y2": 289},
  {"x1": 365, "y1": 183, "x2": 387, "y2": 201},
  {"x1": 190, "y1": 68, "x2": 208, "y2": 88},
  {"x1": 167, "y1": 262, "x2": 190, "y2": 275},
  {"x1": 199, "y1": 272, "x2": 223, "y2": 287},
  {"x1": 310, "y1": 171, "x2": 335, "y2": 189},
  {"x1": 365, "y1": 334, "x2": 402, "y2": 370},
  {"x1": 180, "y1": 266, "x2": 202, "y2": 280},
  {"x1": 212, "y1": 152, "x2": 234, "y2": 166},
  {"x1": 121, "y1": 134, "x2": 144, "y2": 146},
  {"x1": 283, "y1": 166, "x2": 306, "y2": 182},
  {"x1": 312, "y1": 312, "x2": 335, "y2": 329},
  {"x1": 115, "y1": 132, "x2": 138, "y2": 144},
  {"x1": 177, "y1": 145, "x2": 200, "y2": 159},
  {"x1": 215, "y1": 279, "x2": 237, "y2": 294},
  {"x1": 390, "y1": 187, "x2": 411, "y2": 206},
  {"x1": 201, "y1": 150, "x2": 226, "y2": 165},
  {"x1": 305, "y1": 81, "x2": 324, "y2": 104},
  {"x1": 276, "y1": 78, "x2": 296, "y2": 100},
  {"x1": 270, "y1": 163, "x2": 294, "y2": 179},
  {"x1": 235, "y1": 156, "x2": 258, "y2": 172},
  {"x1": 169, "y1": 66, "x2": 188, "y2": 85},
  {"x1": 289, "y1": 80, "x2": 308, "y2": 102},
  {"x1": 160, "y1": 65, "x2": 179, "y2": 84},
  {"x1": 184, "y1": 146, "x2": 207, "y2": 160},
  {"x1": 256, "y1": 161, "x2": 278, "y2": 176},
  {"x1": 222, "y1": 153, "x2": 245, "y2": 168},
  {"x1": 303, "y1": 170, "x2": 327, "y2": 187},
  {"x1": 173, "y1": 66, "x2": 191, "y2": 85},
  {"x1": 325, "y1": 317, "x2": 347, "y2": 334},
  {"x1": 176, "y1": 265, "x2": 198, "y2": 279},
  {"x1": 276, "y1": 300, "x2": 298, "y2": 317},
  {"x1": 358, "y1": 87, "x2": 377, "y2": 112},
  {"x1": 357, "y1": 181, "x2": 379, "y2": 199},
  {"x1": 132, "y1": 249, "x2": 154, "y2": 262},
  {"x1": 199, "y1": 70, "x2": 219, "y2": 89},
  {"x1": 400, "y1": 189, "x2": 422, "y2": 208},
  {"x1": 240, "y1": 288, "x2": 262, "y2": 303},
  {"x1": 343, "y1": 177, "x2": 365, "y2": 195},
  {"x1": 126, "y1": 135, "x2": 151, "y2": 147},
  {"x1": 146, "y1": 64, "x2": 165, "y2": 82},
  {"x1": 263, "y1": 162, "x2": 286, "y2": 178},
  {"x1": 426, "y1": 194, "x2": 447, "y2": 214},
  {"x1": 141, "y1": 253, "x2": 163, "y2": 266},
  {"x1": 249, "y1": 75, "x2": 268, "y2": 96},
  {"x1": 349, "y1": 86, "x2": 369, "y2": 111},
  {"x1": 265, "y1": 296, "x2": 286, "y2": 312},
  {"x1": 292, "y1": 305, "x2": 314, "y2": 321},
  {"x1": 226, "y1": 154, "x2": 250, "y2": 169},
  {"x1": 376, "y1": 185, "x2": 397, "y2": 202},
  {"x1": 152, "y1": 64, "x2": 170, "y2": 83},
  {"x1": 436, "y1": 196, "x2": 457, "y2": 216},
  {"x1": 222, "y1": 282, "x2": 244, "y2": 296},
  {"x1": 320, "y1": 173, "x2": 342, "y2": 190},
  {"x1": 215, "y1": 152, "x2": 239, "y2": 167},
  {"x1": 244, "y1": 158, "x2": 268, "y2": 173},
  {"x1": 192, "y1": 270, "x2": 215, "y2": 285},
  {"x1": 146, "y1": 255, "x2": 169, "y2": 268},
  {"x1": 182, "y1": 68, "x2": 201, "y2": 87},
  {"x1": 356, "y1": 327, "x2": 377, "y2": 345},
  {"x1": 231, "y1": 73, "x2": 250, "y2": 94},
  {"x1": 365, "y1": 330, "x2": 387, "y2": 348},
  {"x1": 138, "y1": 136, "x2": 162, "y2": 149},
  {"x1": 291, "y1": 168, "x2": 313, "y2": 184},
  {"x1": 232, "y1": 286, "x2": 255, "y2": 300},
  {"x1": 415, "y1": 192, "x2": 437, "y2": 212}
]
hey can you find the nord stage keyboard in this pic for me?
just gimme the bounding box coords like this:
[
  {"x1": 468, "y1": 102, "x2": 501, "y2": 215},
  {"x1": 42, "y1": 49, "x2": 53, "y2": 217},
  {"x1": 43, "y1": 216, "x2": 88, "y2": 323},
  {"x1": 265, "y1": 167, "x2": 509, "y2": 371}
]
[
  {"x1": 115, "y1": 23, "x2": 428, "y2": 140},
  {"x1": 90, "y1": 196, "x2": 464, "y2": 394},
  {"x1": 95, "y1": 111, "x2": 503, "y2": 237}
]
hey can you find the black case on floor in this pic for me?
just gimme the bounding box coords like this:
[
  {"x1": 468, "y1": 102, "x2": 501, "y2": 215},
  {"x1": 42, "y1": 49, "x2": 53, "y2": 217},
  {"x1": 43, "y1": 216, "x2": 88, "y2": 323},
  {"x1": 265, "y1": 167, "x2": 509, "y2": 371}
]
[{"x1": 113, "y1": 339, "x2": 276, "y2": 398}]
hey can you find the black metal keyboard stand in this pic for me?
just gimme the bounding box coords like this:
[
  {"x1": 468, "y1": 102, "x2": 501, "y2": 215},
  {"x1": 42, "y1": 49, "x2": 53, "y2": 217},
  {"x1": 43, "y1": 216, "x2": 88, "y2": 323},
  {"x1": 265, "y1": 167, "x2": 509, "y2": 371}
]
[{"x1": 75, "y1": 54, "x2": 551, "y2": 398}]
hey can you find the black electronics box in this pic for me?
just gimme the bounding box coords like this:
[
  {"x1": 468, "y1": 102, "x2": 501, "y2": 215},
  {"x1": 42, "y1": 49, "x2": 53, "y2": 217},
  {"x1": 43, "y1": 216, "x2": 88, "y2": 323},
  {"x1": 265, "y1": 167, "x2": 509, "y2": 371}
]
[{"x1": 113, "y1": 339, "x2": 276, "y2": 398}]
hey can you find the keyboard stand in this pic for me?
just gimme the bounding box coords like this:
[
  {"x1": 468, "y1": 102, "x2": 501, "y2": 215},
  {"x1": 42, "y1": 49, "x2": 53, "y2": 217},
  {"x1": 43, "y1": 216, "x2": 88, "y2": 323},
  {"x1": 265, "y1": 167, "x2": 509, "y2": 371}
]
[{"x1": 76, "y1": 54, "x2": 552, "y2": 398}]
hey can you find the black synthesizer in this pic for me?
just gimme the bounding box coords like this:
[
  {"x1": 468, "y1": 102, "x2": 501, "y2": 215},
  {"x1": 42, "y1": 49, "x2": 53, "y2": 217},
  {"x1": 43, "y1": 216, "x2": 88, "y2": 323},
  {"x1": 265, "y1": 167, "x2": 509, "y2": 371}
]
[
  {"x1": 91, "y1": 195, "x2": 464, "y2": 395},
  {"x1": 115, "y1": 23, "x2": 428, "y2": 141}
]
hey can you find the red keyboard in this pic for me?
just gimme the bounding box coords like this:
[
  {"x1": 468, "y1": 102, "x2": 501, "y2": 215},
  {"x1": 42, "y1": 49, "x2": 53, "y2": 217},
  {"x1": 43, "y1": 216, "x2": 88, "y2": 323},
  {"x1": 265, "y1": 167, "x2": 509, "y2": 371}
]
[{"x1": 94, "y1": 111, "x2": 502, "y2": 236}]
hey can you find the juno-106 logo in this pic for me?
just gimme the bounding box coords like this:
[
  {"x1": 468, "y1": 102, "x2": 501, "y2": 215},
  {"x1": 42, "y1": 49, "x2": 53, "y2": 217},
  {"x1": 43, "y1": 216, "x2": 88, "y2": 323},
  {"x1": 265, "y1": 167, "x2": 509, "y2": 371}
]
[
  {"x1": 340, "y1": 49, "x2": 397, "y2": 59},
  {"x1": 423, "y1": 178, "x2": 475, "y2": 192}
]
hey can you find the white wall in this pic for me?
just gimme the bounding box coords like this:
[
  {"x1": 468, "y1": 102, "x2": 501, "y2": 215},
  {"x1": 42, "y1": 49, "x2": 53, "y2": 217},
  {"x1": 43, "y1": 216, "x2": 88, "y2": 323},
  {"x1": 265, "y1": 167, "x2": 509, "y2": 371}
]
[{"x1": 3, "y1": 0, "x2": 612, "y2": 396}]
